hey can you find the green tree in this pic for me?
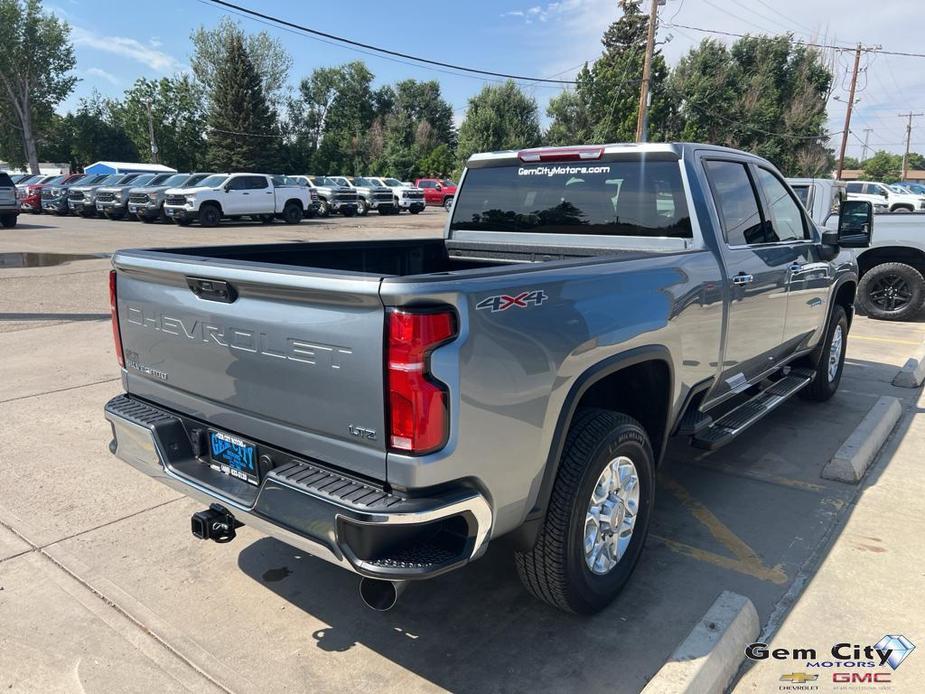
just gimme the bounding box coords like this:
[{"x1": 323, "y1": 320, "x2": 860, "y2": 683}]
[
  {"x1": 205, "y1": 32, "x2": 279, "y2": 171},
  {"x1": 456, "y1": 81, "x2": 541, "y2": 166},
  {"x1": 862, "y1": 151, "x2": 903, "y2": 183},
  {"x1": 121, "y1": 76, "x2": 207, "y2": 172},
  {"x1": 69, "y1": 92, "x2": 137, "y2": 168},
  {"x1": 289, "y1": 61, "x2": 377, "y2": 174},
  {"x1": 0, "y1": 0, "x2": 77, "y2": 172},
  {"x1": 545, "y1": 0, "x2": 668, "y2": 144},
  {"x1": 841, "y1": 156, "x2": 861, "y2": 170},
  {"x1": 191, "y1": 17, "x2": 292, "y2": 107},
  {"x1": 668, "y1": 35, "x2": 832, "y2": 175},
  {"x1": 417, "y1": 143, "x2": 456, "y2": 177}
]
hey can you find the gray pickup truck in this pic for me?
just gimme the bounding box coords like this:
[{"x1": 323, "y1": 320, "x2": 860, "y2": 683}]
[{"x1": 104, "y1": 143, "x2": 871, "y2": 614}]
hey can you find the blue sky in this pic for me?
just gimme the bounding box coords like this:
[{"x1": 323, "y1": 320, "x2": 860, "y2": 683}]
[{"x1": 48, "y1": 0, "x2": 925, "y2": 158}]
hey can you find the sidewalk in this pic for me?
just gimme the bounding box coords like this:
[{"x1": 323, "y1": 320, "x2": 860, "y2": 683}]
[{"x1": 734, "y1": 387, "x2": 925, "y2": 691}]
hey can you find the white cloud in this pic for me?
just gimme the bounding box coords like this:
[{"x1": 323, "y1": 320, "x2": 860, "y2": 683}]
[
  {"x1": 70, "y1": 25, "x2": 184, "y2": 73},
  {"x1": 85, "y1": 67, "x2": 119, "y2": 85},
  {"x1": 501, "y1": 0, "x2": 585, "y2": 24}
]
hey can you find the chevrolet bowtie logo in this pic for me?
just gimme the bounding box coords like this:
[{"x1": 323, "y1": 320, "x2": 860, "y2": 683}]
[{"x1": 780, "y1": 673, "x2": 818, "y2": 684}]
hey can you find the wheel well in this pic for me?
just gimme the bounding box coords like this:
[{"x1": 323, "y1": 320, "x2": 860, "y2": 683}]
[
  {"x1": 573, "y1": 360, "x2": 671, "y2": 463},
  {"x1": 199, "y1": 201, "x2": 221, "y2": 215},
  {"x1": 858, "y1": 246, "x2": 925, "y2": 278},
  {"x1": 833, "y1": 281, "x2": 856, "y2": 330},
  {"x1": 284, "y1": 198, "x2": 303, "y2": 209},
  {"x1": 890, "y1": 203, "x2": 914, "y2": 212}
]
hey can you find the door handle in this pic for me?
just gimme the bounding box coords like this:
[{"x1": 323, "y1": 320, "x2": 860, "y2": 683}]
[
  {"x1": 788, "y1": 262, "x2": 803, "y2": 272},
  {"x1": 242, "y1": 192, "x2": 250, "y2": 195},
  {"x1": 732, "y1": 273, "x2": 754, "y2": 286}
]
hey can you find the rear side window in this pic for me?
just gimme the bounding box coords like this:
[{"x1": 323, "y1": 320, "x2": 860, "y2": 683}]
[
  {"x1": 755, "y1": 168, "x2": 808, "y2": 241},
  {"x1": 0, "y1": 173, "x2": 13, "y2": 187},
  {"x1": 704, "y1": 160, "x2": 768, "y2": 246},
  {"x1": 247, "y1": 176, "x2": 269, "y2": 190},
  {"x1": 846, "y1": 182, "x2": 862, "y2": 194},
  {"x1": 449, "y1": 160, "x2": 691, "y2": 238}
]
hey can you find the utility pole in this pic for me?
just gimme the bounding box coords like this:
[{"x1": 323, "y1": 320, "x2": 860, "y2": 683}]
[
  {"x1": 635, "y1": 0, "x2": 664, "y2": 143},
  {"x1": 899, "y1": 112, "x2": 924, "y2": 181},
  {"x1": 835, "y1": 44, "x2": 863, "y2": 180},
  {"x1": 145, "y1": 98, "x2": 159, "y2": 164},
  {"x1": 861, "y1": 128, "x2": 873, "y2": 163}
]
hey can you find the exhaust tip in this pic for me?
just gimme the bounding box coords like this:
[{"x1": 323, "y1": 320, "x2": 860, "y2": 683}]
[{"x1": 359, "y1": 578, "x2": 405, "y2": 611}]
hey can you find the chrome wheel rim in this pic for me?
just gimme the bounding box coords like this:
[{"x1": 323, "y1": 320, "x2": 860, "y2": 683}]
[
  {"x1": 828, "y1": 324, "x2": 843, "y2": 382},
  {"x1": 583, "y1": 456, "x2": 640, "y2": 575}
]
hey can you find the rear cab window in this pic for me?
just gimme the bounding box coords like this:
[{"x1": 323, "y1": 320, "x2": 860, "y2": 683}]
[{"x1": 449, "y1": 159, "x2": 691, "y2": 238}]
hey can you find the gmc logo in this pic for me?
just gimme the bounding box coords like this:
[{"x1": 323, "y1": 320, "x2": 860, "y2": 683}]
[{"x1": 833, "y1": 673, "x2": 892, "y2": 683}]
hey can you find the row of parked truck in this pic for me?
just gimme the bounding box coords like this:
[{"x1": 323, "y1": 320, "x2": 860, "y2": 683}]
[{"x1": 7, "y1": 170, "x2": 458, "y2": 226}]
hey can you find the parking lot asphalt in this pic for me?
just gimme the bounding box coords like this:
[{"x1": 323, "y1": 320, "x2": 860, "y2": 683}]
[{"x1": 1, "y1": 211, "x2": 923, "y2": 693}]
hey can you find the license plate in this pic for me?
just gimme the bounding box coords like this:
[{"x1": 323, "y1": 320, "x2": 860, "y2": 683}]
[{"x1": 208, "y1": 430, "x2": 259, "y2": 485}]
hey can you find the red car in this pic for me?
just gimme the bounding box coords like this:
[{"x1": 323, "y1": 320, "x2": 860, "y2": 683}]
[
  {"x1": 18, "y1": 174, "x2": 82, "y2": 214},
  {"x1": 414, "y1": 178, "x2": 457, "y2": 211}
]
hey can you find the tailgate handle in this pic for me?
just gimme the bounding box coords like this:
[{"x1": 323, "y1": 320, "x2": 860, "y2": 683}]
[{"x1": 187, "y1": 277, "x2": 237, "y2": 303}]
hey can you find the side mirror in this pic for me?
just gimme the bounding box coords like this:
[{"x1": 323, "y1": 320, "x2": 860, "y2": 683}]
[{"x1": 837, "y1": 200, "x2": 873, "y2": 248}]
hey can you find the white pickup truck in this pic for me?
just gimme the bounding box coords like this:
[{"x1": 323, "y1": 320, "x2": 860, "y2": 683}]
[
  {"x1": 846, "y1": 180, "x2": 925, "y2": 213},
  {"x1": 790, "y1": 177, "x2": 925, "y2": 320},
  {"x1": 163, "y1": 173, "x2": 310, "y2": 227}
]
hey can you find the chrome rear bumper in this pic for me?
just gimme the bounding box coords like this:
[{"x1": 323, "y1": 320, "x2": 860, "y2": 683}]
[{"x1": 105, "y1": 394, "x2": 492, "y2": 579}]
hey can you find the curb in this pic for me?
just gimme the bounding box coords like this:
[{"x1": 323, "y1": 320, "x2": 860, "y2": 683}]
[
  {"x1": 822, "y1": 395, "x2": 902, "y2": 484},
  {"x1": 892, "y1": 342, "x2": 925, "y2": 388},
  {"x1": 642, "y1": 591, "x2": 758, "y2": 694}
]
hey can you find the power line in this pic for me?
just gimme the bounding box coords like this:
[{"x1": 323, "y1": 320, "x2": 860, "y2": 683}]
[
  {"x1": 203, "y1": 0, "x2": 578, "y2": 85},
  {"x1": 663, "y1": 21, "x2": 925, "y2": 58}
]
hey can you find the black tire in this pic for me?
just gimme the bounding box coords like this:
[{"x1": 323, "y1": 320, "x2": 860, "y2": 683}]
[
  {"x1": 282, "y1": 202, "x2": 302, "y2": 225},
  {"x1": 341, "y1": 208, "x2": 356, "y2": 218},
  {"x1": 259, "y1": 214, "x2": 274, "y2": 224},
  {"x1": 0, "y1": 213, "x2": 16, "y2": 228},
  {"x1": 514, "y1": 409, "x2": 655, "y2": 614},
  {"x1": 139, "y1": 215, "x2": 153, "y2": 224},
  {"x1": 858, "y1": 262, "x2": 925, "y2": 321},
  {"x1": 317, "y1": 199, "x2": 331, "y2": 218},
  {"x1": 175, "y1": 218, "x2": 191, "y2": 227},
  {"x1": 356, "y1": 199, "x2": 369, "y2": 216},
  {"x1": 443, "y1": 196, "x2": 454, "y2": 211},
  {"x1": 800, "y1": 305, "x2": 848, "y2": 402},
  {"x1": 198, "y1": 204, "x2": 221, "y2": 228},
  {"x1": 378, "y1": 205, "x2": 395, "y2": 215},
  {"x1": 409, "y1": 208, "x2": 421, "y2": 215}
]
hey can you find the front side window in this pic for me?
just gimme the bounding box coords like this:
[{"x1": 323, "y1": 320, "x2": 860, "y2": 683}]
[
  {"x1": 226, "y1": 177, "x2": 247, "y2": 191},
  {"x1": 755, "y1": 168, "x2": 807, "y2": 241},
  {"x1": 704, "y1": 160, "x2": 768, "y2": 245},
  {"x1": 846, "y1": 182, "x2": 862, "y2": 194},
  {"x1": 450, "y1": 160, "x2": 692, "y2": 238}
]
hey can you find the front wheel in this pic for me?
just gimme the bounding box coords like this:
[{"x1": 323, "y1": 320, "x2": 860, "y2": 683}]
[
  {"x1": 0, "y1": 213, "x2": 16, "y2": 228},
  {"x1": 858, "y1": 262, "x2": 925, "y2": 321},
  {"x1": 356, "y1": 199, "x2": 369, "y2": 216},
  {"x1": 515, "y1": 409, "x2": 654, "y2": 614},
  {"x1": 800, "y1": 305, "x2": 848, "y2": 402},
  {"x1": 198, "y1": 204, "x2": 221, "y2": 227},
  {"x1": 317, "y1": 199, "x2": 330, "y2": 218}
]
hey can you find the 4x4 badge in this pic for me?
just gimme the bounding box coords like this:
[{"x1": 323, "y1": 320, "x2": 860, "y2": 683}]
[{"x1": 476, "y1": 290, "x2": 548, "y2": 313}]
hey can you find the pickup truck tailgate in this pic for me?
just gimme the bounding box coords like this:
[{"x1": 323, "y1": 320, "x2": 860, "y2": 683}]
[{"x1": 114, "y1": 252, "x2": 387, "y2": 479}]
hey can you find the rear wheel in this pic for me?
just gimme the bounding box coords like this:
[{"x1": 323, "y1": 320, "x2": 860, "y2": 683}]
[
  {"x1": 800, "y1": 305, "x2": 848, "y2": 402},
  {"x1": 0, "y1": 213, "x2": 16, "y2": 228},
  {"x1": 410, "y1": 208, "x2": 421, "y2": 215},
  {"x1": 443, "y1": 196, "x2": 454, "y2": 211},
  {"x1": 282, "y1": 202, "x2": 302, "y2": 225},
  {"x1": 514, "y1": 409, "x2": 654, "y2": 614},
  {"x1": 198, "y1": 204, "x2": 221, "y2": 227},
  {"x1": 858, "y1": 262, "x2": 925, "y2": 321}
]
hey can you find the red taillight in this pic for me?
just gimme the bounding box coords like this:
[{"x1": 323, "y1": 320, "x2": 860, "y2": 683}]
[
  {"x1": 386, "y1": 309, "x2": 457, "y2": 454},
  {"x1": 109, "y1": 270, "x2": 124, "y2": 367},
  {"x1": 517, "y1": 146, "x2": 604, "y2": 163}
]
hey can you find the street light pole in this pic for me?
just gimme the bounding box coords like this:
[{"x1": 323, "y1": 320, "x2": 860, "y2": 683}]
[
  {"x1": 145, "y1": 98, "x2": 159, "y2": 165},
  {"x1": 634, "y1": 0, "x2": 664, "y2": 143}
]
